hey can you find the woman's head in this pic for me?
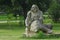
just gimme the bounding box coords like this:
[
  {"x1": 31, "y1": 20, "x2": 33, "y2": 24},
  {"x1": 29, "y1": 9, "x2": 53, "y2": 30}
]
[{"x1": 31, "y1": 4, "x2": 39, "y2": 12}]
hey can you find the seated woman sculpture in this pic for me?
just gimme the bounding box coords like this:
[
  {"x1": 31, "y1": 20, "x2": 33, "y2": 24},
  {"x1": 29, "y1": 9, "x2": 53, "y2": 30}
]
[{"x1": 24, "y1": 4, "x2": 52, "y2": 37}]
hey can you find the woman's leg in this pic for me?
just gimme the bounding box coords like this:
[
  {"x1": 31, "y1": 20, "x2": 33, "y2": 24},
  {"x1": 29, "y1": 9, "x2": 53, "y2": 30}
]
[
  {"x1": 41, "y1": 25, "x2": 52, "y2": 34},
  {"x1": 24, "y1": 27, "x2": 30, "y2": 37}
]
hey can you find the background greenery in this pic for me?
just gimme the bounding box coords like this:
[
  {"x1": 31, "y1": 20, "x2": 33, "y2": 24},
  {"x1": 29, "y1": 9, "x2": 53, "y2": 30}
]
[
  {"x1": 0, "y1": 0, "x2": 60, "y2": 22},
  {"x1": 0, "y1": 0, "x2": 60, "y2": 40}
]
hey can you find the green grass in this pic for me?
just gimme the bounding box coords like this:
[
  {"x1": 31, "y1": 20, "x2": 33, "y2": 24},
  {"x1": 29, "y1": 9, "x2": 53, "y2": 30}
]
[
  {"x1": 0, "y1": 15, "x2": 60, "y2": 40},
  {"x1": 0, "y1": 23, "x2": 25, "y2": 40},
  {"x1": 0, "y1": 15, "x2": 24, "y2": 21},
  {"x1": 0, "y1": 23, "x2": 59, "y2": 40}
]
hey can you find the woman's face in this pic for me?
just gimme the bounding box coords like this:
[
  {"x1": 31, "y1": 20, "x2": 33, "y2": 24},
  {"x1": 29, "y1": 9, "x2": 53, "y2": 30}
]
[
  {"x1": 31, "y1": 5, "x2": 39, "y2": 12},
  {"x1": 31, "y1": 6, "x2": 36, "y2": 11}
]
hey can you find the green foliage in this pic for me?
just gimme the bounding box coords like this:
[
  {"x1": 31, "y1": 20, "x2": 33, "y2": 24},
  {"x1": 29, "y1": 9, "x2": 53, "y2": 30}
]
[
  {"x1": 43, "y1": 14, "x2": 53, "y2": 24},
  {"x1": 48, "y1": 0, "x2": 60, "y2": 23},
  {"x1": 0, "y1": 0, "x2": 52, "y2": 13}
]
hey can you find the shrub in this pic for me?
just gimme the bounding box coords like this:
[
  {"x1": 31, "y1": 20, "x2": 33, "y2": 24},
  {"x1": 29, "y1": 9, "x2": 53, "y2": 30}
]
[{"x1": 48, "y1": 0, "x2": 60, "y2": 23}]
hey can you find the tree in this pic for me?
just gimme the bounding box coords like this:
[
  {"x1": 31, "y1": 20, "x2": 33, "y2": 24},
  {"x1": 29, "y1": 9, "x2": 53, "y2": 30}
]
[
  {"x1": 48, "y1": 0, "x2": 60, "y2": 22},
  {"x1": 0, "y1": 0, "x2": 52, "y2": 19}
]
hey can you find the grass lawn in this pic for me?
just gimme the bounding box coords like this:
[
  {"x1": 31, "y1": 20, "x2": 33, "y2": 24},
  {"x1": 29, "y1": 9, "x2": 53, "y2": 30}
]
[
  {"x1": 0, "y1": 23, "x2": 25, "y2": 40},
  {"x1": 0, "y1": 23, "x2": 59, "y2": 40},
  {"x1": 0, "y1": 15, "x2": 60, "y2": 40}
]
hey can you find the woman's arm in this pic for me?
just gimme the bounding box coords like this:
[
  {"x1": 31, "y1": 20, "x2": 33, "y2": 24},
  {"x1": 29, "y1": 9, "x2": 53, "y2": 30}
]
[
  {"x1": 39, "y1": 11, "x2": 43, "y2": 24},
  {"x1": 25, "y1": 11, "x2": 31, "y2": 27}
]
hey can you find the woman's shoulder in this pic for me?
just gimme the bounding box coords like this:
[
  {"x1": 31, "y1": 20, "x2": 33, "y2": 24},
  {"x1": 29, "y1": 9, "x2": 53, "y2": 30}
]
[{"x1": 27, "y1": 11, "x2": 31, "y2": 15}]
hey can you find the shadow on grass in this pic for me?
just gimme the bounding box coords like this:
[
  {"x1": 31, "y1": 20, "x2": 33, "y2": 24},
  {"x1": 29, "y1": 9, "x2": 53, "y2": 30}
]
[
  {"x1": 21, "y1": 34, "x2": 60, "y2": 39},
  {"x1": 0, "y1": 23, "x2": 25, "y2": 30}
]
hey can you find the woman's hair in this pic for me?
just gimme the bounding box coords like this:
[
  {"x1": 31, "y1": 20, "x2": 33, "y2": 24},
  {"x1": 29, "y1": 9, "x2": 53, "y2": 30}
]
[{"x1": 30, "y1": 4, "x2": 39, "y2": 12}]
